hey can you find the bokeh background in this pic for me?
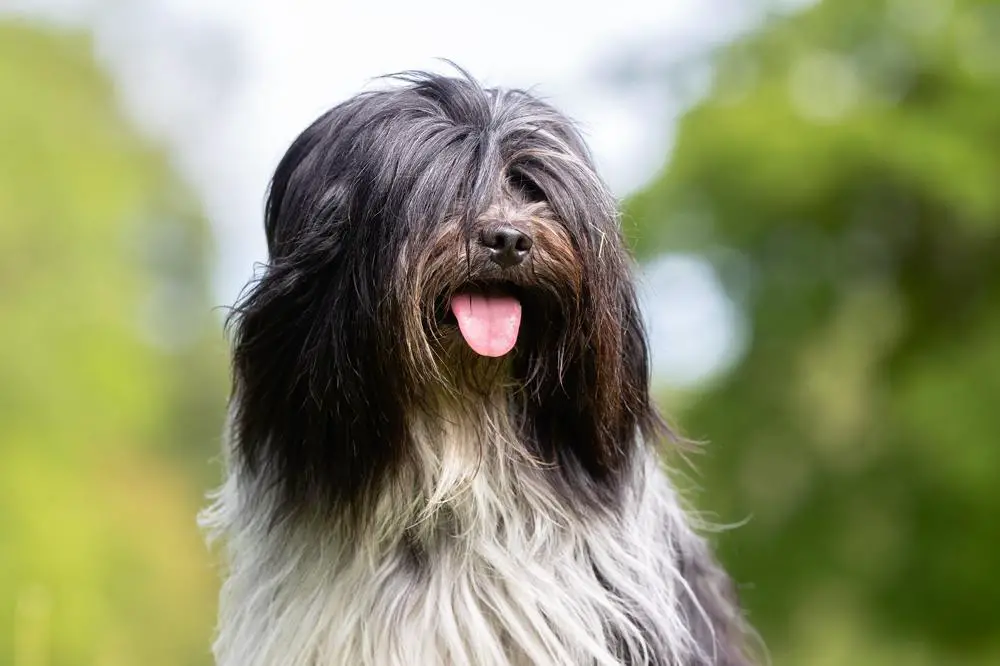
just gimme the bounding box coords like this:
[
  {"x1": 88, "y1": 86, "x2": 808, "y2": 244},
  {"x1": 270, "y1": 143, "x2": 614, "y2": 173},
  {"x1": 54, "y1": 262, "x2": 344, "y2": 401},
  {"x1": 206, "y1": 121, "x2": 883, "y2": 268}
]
[{"x1": 3, "y1": 0, "x2": 999, "y2": 664}]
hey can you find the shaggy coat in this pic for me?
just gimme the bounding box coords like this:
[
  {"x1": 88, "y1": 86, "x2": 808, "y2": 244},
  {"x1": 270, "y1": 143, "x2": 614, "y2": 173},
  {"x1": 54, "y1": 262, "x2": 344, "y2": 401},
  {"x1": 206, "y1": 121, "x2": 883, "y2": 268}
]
[{"x1": 201, "y1": 71, "x2": 754, "y2": 666}]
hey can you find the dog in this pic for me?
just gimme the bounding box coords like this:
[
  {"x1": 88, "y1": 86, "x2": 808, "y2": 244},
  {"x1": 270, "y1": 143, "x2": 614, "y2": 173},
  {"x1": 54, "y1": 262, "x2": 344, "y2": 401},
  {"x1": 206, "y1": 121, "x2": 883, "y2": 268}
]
[{"x1": 200, "y1": 70, "x2": 754, "y2": 666}]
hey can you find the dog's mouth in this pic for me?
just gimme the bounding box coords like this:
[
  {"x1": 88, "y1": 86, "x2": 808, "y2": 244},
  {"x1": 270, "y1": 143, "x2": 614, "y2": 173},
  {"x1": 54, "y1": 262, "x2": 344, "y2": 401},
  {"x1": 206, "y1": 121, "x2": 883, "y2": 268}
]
[{"x1": 443, "y1": 282, "x2": 523, "y2": 358}]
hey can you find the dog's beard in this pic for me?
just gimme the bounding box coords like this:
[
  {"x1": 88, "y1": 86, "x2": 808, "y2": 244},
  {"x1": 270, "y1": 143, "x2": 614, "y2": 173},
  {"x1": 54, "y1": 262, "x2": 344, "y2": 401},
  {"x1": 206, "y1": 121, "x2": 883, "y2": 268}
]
[{"x1": 428, "y1": 286, "x2": 569, "y2": 410}]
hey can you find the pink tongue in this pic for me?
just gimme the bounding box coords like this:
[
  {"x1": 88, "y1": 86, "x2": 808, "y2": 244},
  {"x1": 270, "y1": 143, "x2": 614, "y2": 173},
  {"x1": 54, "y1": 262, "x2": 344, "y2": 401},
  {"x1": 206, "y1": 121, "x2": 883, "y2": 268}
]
[{"x1": 450, "y1": 292, "x2": 522, "y2": 357}]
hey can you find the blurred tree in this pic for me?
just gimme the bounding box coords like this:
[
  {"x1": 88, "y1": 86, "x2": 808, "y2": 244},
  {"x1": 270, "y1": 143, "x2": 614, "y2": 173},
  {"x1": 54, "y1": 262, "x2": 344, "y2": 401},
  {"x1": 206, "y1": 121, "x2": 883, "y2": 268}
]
[
  {"x1": 0, "y1": 19, "x2": 226, "y2": 666},
  {"x1": 628, "y1": 0, "x2": 1000, "y2": 663}
]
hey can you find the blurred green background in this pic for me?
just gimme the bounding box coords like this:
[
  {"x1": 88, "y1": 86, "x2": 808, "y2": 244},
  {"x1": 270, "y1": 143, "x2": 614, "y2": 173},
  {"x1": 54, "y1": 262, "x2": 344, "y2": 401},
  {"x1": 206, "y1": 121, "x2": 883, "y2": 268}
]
[{"x1": 2, "y1": 0, "x2": 999, "y2": 664}]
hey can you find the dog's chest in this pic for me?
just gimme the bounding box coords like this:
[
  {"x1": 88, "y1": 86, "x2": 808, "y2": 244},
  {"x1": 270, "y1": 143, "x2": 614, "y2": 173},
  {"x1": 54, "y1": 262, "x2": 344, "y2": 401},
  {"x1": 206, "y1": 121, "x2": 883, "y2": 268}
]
[
  {"x1": 208, "y1": 431, "x2": 692, "y2": 666},
  {"x1": 323, "y1": 446, "x2": 608, "y2": 664},
  {"x1": 300, "y1": 454, "x2": 679, "y2": 666}
]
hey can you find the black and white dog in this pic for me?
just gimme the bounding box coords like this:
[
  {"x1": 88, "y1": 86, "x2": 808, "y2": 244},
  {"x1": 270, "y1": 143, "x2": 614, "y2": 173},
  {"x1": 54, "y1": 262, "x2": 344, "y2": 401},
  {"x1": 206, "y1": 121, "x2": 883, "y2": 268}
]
[{"x1": 201, "y1": 70, "x2": 754, "y2": 666}]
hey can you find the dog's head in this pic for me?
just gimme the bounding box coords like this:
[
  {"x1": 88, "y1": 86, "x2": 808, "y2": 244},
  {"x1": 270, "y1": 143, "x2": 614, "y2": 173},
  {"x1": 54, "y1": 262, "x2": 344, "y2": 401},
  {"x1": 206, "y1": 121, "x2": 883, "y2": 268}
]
[{"x1": 230, "y1": 71, "x2": 663, "y2": 521}]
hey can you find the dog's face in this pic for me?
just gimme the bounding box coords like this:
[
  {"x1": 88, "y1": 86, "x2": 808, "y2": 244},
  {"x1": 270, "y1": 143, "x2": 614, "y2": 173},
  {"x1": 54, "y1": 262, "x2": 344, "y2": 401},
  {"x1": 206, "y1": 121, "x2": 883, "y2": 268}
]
[{"x1": 230, "y1": 73, "x2": 663, "y2": 523}]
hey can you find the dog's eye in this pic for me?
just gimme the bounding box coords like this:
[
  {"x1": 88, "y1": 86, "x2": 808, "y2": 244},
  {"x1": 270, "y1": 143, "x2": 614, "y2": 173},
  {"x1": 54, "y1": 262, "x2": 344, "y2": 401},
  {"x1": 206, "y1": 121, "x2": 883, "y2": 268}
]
[{"x1": 507, "y1": 172, "x2": 547, "y2": 204}]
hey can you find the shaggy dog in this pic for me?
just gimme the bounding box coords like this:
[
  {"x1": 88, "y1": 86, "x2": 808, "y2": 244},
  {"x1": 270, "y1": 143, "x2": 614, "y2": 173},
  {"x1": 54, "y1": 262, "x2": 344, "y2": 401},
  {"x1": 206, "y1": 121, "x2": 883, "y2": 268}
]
[{"x1": 201, "y1": 70, "x2": 754, "y2": 666}]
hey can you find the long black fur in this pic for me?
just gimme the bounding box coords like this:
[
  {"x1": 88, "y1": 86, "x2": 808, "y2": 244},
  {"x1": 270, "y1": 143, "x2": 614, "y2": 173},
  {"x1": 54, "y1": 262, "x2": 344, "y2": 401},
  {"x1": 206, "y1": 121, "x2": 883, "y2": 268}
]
[
  {"x1": 221, "y1": 69, "x2": 754, "y2": 665},
  {"x1": 230, "y1": 72, "x2": 662, "y2": 524}
]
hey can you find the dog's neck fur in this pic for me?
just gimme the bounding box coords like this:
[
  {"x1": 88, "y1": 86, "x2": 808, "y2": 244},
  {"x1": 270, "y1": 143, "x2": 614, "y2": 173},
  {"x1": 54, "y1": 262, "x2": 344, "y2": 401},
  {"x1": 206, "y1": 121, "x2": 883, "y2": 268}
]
[{"x1": 202, "y1": 393, "x2": 735, "y2": 666}]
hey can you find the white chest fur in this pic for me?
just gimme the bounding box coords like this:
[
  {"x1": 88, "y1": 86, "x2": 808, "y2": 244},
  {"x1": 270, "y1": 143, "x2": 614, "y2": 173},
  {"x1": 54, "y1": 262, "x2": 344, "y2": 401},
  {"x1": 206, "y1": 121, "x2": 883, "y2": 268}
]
[{"x1": 200, "y1": 413, "x2": 709, "y2": 666}]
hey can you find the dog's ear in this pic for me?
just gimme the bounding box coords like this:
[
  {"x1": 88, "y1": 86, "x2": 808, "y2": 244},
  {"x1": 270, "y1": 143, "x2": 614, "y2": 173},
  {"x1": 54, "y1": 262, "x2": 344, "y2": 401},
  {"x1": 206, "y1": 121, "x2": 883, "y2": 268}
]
[
  {"x1": 501, "y1": 117, "x2": 665, "y2": 502},
  {"x1": 227, "y1": 120, "x2": 411, "y2": 523},
  {"x1": 522, "y1": 240, "x2": 665, "y2": 504}
]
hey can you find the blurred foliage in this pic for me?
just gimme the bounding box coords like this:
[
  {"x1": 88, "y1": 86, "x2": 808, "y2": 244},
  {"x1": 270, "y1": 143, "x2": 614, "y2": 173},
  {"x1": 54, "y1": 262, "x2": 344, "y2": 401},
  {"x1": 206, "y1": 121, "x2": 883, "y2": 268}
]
[
  {"x1": 629, "y1": 0, "x2": 1000, "y2": 663},
  {"x1": 0, "y1": 19, "x2": 226, "y2": 666}
]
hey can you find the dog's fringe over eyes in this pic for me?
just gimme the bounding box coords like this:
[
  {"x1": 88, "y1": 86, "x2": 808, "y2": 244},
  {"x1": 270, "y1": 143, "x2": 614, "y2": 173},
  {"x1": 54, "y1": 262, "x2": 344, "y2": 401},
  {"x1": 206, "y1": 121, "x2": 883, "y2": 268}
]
[{"x1": 202, "y1": 67, "x2": 758, "y2": 666}]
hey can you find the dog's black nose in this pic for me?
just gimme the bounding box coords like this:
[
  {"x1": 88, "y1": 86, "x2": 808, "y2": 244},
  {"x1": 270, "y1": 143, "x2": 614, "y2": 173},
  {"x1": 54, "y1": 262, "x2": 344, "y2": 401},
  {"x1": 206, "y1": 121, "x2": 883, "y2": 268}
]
[{"x1": 480, "y1": 226, "x2": 532, "y2": 268}]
